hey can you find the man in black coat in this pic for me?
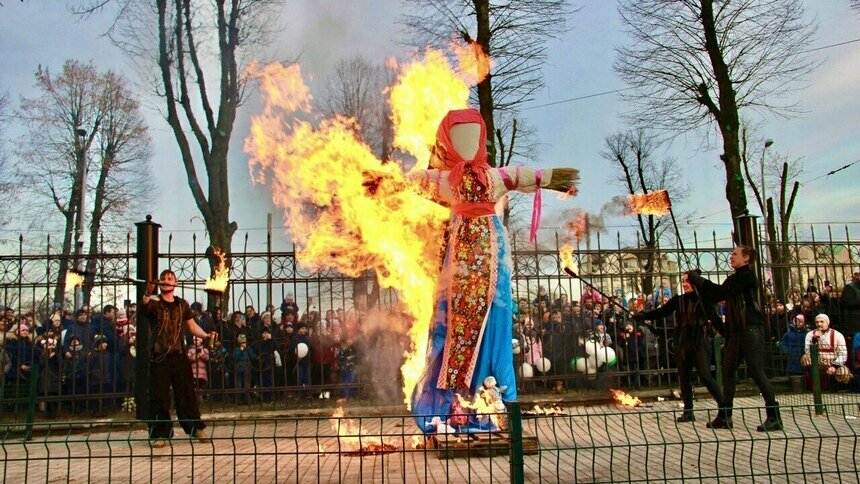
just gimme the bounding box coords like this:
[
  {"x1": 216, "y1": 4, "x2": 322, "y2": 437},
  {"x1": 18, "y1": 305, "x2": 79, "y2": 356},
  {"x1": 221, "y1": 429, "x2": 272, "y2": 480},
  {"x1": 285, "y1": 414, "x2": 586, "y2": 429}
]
[
  {"x1": 633, "y1": 270, "x2": 723, "y2": 423},
  {"x1": 687, "y1": 245, "x2": 781, "y2": 432}
]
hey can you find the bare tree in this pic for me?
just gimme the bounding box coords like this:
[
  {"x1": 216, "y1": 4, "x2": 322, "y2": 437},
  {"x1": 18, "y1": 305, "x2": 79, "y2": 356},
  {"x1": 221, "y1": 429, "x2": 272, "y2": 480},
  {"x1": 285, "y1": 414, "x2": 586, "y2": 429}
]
[
  {"x1": 322, "y1": 55, "x2": 394, "y2": 162},
  {"x1": 0, "y1": 90, "x2": 13, "y2": 218},
  {"x1": 15, "y1": 60, "x2": 153, "y2": 306},
  {"x1": 615, "y1": 0, "x2": 817, "y2": 220},
  {"x1": 401, "y1": 0, "x2": 572, "y2": 167},
  {"x1": 321, "y1": 55, "x2": 397, "y2": 309},
  {"x1": 74, "y1": 0, "x2": 282, "y2": 309},
  {"x1": 740, "y1": 129, "x2": 801, "y2": 301},
  {"x1": 602, "y1": 129, "x2": 690, "y2": 296}
]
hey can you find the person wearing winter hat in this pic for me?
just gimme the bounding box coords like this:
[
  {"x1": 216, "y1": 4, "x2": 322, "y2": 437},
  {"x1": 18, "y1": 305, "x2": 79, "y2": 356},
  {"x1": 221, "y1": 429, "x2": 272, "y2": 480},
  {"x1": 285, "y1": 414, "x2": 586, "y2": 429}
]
[
  {"x1": 115, "y1": 309, "x2": 129, "y2": 329},
  {"x1": 804, "y1": 314, "x2": 848, "y2": 374},
  {"x1": 780, "y1": 314, "x2": 808, "y2": 375}
]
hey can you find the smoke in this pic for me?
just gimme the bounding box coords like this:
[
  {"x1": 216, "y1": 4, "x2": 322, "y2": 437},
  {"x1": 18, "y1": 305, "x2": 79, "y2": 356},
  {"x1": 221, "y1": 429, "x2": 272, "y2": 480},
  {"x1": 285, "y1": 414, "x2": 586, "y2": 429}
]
[
  {"x1": 556, "y1": 208, "x2": 605, "y2": 245},
  {"x1": 355, "y1": 307, "x2": 408, "y2": 402},
  {"x1": 600, "y1": 195, "x2": 631, "y2": 218}
]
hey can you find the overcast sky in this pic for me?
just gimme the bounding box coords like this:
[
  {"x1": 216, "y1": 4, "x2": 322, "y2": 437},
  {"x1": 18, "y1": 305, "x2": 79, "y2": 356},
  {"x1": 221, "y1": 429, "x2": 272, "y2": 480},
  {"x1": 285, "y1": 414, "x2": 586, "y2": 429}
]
[{"x1": 1, "y1": 1, "x2": 858, "y2": 253}]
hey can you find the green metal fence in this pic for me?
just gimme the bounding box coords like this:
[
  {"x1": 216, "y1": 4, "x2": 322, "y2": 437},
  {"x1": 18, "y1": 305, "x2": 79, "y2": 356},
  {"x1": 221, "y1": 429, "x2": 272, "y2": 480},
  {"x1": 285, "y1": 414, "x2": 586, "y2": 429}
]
[{"x1": 2, "y1": 396, "x2": 857, "y2": 483}]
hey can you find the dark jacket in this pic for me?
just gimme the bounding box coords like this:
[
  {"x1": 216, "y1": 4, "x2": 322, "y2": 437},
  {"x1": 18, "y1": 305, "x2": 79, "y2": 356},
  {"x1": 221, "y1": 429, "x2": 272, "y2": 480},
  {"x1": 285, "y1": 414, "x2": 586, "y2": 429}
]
[
  {"x1": 636, "y1": 291, "x2": 722, "y2": 345},
  {"x1": 780, "y1": 325, "x2": 808, "y2": 374},
  {"x1": 689, "y1": 265, "x2": 762, "y2": 334},
  {"x1": 88, "y1": 350, "x2": 112, "y2": 388},
  {"x1": 841, "y1": 281, "x2": 860, "y2": 336}
]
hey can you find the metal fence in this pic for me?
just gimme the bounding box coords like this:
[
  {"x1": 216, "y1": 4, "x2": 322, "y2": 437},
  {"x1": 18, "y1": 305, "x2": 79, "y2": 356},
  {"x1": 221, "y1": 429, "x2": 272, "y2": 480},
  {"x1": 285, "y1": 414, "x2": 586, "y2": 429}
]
[
  {"x1": 0, "y1": 224, "x2": 858, "y2": 421},
  {"x1": 1, "y1": 397, "x2": 858, "y2": 483}
]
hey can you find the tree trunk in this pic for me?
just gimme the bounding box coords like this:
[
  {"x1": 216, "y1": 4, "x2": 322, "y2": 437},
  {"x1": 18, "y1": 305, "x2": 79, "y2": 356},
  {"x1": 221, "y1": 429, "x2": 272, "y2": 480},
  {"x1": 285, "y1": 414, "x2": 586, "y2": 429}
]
[
  {"x1": 720, "y1": 128, "x2": 748, "y2": 219},
  {"x1": 700, "y1": 0, "x2": 748, "y2": 219},
  {"x1": 765, "y1": 198, "x2": 790, "y2": 302},
  {"x1": 640, "y1": 242, "x2": 656, "y2": 299},
  {"x1": 53, "y1": 212, "x2": 77, "y2": 307},
  {"x1": 474, "y1": 0, "x2": 495, "y2": 164},
  {"x1": 54, "y1": 156, "x2": 85, "y2": 307},
  {"x1": 82, "y1": 157, "x2": 112, "y2": 306}
]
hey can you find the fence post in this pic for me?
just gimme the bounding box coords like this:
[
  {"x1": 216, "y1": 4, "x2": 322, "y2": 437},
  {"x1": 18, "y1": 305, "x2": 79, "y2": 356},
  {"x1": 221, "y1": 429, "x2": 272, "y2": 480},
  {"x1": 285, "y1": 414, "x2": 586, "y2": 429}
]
[
  {"x1": 24, "y1": 360, "x2": 41, "y2": 441},
  {"x1": 810, "y1": 346, "x2": 824, "y2": 415},
  {"x1": 135, "y1": 215, "x2": 160, "y2": 421},
  {"x1": 713, "y1": 336, "x2": 724, "y2": 389},
  {"x1": 508, "y1": 401, "x2": 525, "y2": 484}
]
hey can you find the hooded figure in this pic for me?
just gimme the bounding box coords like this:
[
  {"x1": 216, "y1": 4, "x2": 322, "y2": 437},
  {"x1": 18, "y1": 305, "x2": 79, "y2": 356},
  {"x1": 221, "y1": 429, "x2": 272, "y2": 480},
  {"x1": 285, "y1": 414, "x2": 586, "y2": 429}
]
[{"x1": 409, "y1": 108, "x2": 579, "y2": 432}]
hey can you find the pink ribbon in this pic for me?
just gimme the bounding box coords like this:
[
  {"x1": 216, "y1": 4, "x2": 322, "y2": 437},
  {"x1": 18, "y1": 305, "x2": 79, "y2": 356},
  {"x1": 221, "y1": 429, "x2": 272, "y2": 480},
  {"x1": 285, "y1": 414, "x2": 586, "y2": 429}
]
[{"x1": 529, "y1": 170, "x2": 543, "y2": 245}]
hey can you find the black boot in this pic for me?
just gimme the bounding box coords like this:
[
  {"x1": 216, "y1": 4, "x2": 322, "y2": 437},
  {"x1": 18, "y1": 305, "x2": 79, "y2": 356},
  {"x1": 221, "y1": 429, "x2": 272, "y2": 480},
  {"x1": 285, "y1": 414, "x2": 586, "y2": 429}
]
[
  {"x1": 676, "y1": 410, "x2": 695, "y2": 423},
  {"x1": 757, "y1": 403, "x2": 783, "y2": 432},
  {"x1": 707, "y1": 408, "x2": 733, "y2": 429}
]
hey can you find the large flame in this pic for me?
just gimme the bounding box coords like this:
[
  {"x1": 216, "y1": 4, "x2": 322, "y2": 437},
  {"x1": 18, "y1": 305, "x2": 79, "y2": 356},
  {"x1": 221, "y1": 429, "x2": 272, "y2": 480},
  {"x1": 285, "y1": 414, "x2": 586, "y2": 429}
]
[
  {"x1": 204, "y1": 247, "x2": 229, "y2": 293},
  {"x1": 628, "y1": 190, "x2": 671, "y2": 216},
  {"x1": 245, "y1": 43, "x2": 490, "y2": 408},
  {"x1": 389, "y1": 41, "x2": 491, "y2": 169}
]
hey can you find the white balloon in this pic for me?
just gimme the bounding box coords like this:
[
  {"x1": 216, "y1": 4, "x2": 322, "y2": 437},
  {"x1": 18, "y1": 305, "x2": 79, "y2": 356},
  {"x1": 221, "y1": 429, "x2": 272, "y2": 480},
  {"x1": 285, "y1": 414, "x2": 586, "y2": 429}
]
[
  {"x1": 603, "y1": 347, "x2": 617, "y2": 367},
  {"x1": 575, "y1": 357, "x2": 588, "y2": 373},
  {"x1": 535, "y1": 357, "x2": 551, "y2": 373},
  {"x1": 519, "y1": 362, "x2": 534, "y2": 378},
  {"x1": 512, "y1": 338, "x2": 521, "y2": 355},
  {"x1": 585, "y1": 341, "x2": 600, "y2": 356},
  {"x1": 596, "y1": 350, "x2": 606, "y2": 366},
  {"x1": 296, "y1": 342, "x2": 309, "y2": 359},
  {"x1": 584, "y1": 357, "x2": 599, "y2": 378}
]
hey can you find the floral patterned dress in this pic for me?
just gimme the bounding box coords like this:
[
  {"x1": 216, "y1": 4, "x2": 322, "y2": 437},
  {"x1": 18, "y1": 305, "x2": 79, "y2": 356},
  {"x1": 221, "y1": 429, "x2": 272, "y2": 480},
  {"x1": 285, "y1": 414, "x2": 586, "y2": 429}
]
[{"x1": 410, "y1": 110, "x2": 552, "y2": 432}]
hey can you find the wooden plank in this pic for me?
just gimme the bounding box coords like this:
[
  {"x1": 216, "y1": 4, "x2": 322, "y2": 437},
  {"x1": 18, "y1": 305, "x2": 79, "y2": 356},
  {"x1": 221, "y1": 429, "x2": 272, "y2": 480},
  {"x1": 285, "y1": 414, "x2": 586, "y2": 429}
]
[{"x1": 434, "y1": 430, "x2": 540, "y2": 459}]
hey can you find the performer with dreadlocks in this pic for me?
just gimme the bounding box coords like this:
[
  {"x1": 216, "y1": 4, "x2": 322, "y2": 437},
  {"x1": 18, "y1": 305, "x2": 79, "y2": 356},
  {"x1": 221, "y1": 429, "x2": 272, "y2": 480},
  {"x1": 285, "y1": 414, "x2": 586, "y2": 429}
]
[
  {"x1": 633, "y1": 269, "x2": 724, "y2": 423},
  {"x1": 409, "y1": 108, "x2": 579, "y2": 432},
  {"x1": 143, "y1": 269, "x2": 217, "y2": 447}
]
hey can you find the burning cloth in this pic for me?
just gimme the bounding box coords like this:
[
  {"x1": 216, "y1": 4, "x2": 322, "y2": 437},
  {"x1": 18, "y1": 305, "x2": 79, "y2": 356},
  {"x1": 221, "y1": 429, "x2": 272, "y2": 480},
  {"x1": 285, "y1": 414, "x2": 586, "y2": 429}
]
[{"x1": 410, "y1": 108, "x2": 577, "y2": 432}]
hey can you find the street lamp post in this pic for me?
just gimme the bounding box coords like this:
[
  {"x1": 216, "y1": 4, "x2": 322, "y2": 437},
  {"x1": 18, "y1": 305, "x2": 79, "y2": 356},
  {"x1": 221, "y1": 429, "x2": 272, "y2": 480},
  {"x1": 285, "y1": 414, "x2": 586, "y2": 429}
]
[{"x1": 74, "y1": 127, "x2": 88, "y2": 310}]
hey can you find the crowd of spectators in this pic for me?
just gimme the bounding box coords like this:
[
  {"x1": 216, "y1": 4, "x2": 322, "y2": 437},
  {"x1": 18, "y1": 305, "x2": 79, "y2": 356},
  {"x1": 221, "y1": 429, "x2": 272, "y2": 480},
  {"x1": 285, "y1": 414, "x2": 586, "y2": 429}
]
[
  {"x1": 2, "y1": 270, "x2": 857, "y2": 417},
  {"x1": 513, "y1": 271, "x2": 860, "y2": 392},
  {"x1": 0, "y1": 294, "x2": 406, "y2": 417}
]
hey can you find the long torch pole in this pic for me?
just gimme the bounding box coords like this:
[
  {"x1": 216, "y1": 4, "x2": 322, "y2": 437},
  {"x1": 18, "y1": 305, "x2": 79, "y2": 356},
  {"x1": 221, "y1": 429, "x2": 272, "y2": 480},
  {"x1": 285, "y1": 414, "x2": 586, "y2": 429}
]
[
  {"x1": 666, "y1": 193, "x2": 693, "y2": 269},
  {"x1": 563, "y1": 267, "x2": 630, "y2": 316}
]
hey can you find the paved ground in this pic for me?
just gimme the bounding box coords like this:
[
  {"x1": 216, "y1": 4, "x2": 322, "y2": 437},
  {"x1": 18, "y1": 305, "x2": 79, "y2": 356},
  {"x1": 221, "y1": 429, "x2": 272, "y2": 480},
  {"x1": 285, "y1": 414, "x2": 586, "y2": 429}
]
[{"x1": 1, "y1": 394, "x2": 858, "y2": 483}]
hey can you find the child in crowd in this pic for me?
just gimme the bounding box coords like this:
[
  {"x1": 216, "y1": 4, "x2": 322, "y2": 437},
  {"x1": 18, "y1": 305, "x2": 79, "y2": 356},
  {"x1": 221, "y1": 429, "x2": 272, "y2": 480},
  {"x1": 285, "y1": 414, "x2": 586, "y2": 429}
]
[
  {"x1": 338, "y1": 336, "x2": 358, "y2": 398},
  {"x1": 187, "y1": 336, "x2": 210, "y2": 403}
]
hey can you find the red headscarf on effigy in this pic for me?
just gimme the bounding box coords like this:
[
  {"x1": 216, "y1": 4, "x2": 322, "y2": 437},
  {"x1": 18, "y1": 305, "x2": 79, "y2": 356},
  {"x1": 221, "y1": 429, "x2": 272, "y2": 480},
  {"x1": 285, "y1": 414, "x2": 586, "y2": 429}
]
[{"x1": 434, "y1": 108, "x2": 491, "y2": 189}]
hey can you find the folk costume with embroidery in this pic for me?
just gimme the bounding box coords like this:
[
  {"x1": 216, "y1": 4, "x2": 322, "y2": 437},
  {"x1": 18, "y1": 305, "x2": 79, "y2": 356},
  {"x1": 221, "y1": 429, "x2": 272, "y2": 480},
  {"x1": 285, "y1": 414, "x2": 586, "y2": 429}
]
[{"x1": 410, "y1": 108, "x2": 577, "y2": 432}]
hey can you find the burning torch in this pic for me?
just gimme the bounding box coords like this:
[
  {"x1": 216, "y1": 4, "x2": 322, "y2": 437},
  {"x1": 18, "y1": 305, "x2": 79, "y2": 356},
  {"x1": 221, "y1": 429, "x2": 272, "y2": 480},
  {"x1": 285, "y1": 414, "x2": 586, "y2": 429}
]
[{"x1": 627, "y1": 190, "x2": 691, "y2": 268}]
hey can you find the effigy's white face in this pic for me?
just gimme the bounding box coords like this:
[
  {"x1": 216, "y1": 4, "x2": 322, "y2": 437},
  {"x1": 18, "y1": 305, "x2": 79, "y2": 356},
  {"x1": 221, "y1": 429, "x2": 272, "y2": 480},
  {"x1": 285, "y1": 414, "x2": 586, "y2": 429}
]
[{"x1": 449, "y1": 123, "x2": 480, "y2": 161}]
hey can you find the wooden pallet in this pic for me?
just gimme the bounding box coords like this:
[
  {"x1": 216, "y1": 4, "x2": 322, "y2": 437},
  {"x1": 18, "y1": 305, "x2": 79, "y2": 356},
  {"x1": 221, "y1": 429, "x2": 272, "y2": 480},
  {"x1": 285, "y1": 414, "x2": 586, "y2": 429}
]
[{"x1": 434, "y1": 430, "x2": 540, "y2": 459}]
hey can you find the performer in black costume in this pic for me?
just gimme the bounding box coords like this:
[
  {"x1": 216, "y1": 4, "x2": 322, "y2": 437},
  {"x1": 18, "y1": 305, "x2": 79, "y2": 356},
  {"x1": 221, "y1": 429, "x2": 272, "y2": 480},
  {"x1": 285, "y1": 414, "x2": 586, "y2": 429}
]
[
  {"x1": 686, "y1": 245, "x2": 782, "y2": 431},
  {"x1": 143, "y1": 270, "x2": 217, "y2": 447},
  {"x1": 633, "y1": 270, "x2": 723, "y2": 423}
]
